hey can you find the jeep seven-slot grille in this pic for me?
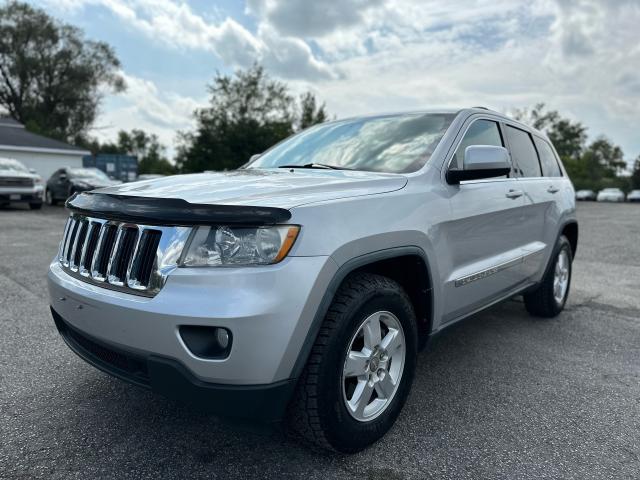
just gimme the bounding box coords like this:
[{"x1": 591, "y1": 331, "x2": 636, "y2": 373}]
[{"x1": 58, "y1": 215, "x2": 163, "y2": 296}]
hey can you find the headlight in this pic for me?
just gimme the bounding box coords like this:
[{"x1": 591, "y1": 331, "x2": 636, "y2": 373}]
[{"x1": 180, "y1": 225, "x2": 300, "y2": 267}]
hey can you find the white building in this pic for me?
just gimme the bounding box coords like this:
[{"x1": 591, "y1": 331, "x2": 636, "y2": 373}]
[{"x1": 0, "y1": 117, "x2": 90, "y2": 180}]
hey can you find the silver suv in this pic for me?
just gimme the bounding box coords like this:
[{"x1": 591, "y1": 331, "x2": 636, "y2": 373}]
[{"x1": 48, "y1": 108, "x2": 577, "y2": 452}]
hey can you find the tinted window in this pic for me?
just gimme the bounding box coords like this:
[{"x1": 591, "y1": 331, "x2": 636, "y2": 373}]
[
  {"x1": 453, "y1": 120, "x2": 503, "y2": 169},
  {"x1": 506, "y1": 126, "x2": 541, "y2": 177},
  {"x1": 534, "y1": 137, "x2": 562, "y2": 177},
  {"x1": 68, "y1": 167, "x2": 110, "y2": 181},
  {"x1": 249, "y1": 113, "x2": 455, "y2": 173}
]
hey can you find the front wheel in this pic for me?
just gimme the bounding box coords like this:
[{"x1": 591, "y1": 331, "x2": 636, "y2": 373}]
[
  {"x1": 287, "y1": 273, "x2": 417, "y2": 453},
  {"x1": 46, "y1": 190, "x2": 57, "y2": 206},
  {"x1": 524, "y1": 235, "x2": 573, "y2": 317}
]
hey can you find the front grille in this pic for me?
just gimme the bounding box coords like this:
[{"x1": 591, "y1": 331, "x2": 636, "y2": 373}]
[
  {"x1": 66, "y1": 325, "x2": 150, "y2": 384},
  {"x1": 52, "y1": 308, "x2": 150, "y2": 387},
  {"x1": 58, "y1": 214, "x2": 178, "y2": 296},
  {"x1": 0, "y1": 177, "x2": 34, "y2": 187}
]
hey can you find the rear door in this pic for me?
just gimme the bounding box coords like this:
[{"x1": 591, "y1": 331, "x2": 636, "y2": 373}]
[
  {"x1": 441, "y1": 117, "x2": 530, "y2": 323},
  {"x1": 503, "y1": 126, "x2": 556, "y2": 279}
]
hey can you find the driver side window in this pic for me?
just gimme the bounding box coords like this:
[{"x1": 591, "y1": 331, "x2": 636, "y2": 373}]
[{"x1": 453, "y1": 120, "x2": 503, "y2": 170}]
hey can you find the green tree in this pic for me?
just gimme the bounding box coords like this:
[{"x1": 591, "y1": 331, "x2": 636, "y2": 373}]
[
  {"x1": 82, "y1": 130, "x2": 175, "y2": 175},
  {"x1": 585, "y1": 137, "x2": 626, "y2": 177},
  {"x1": 512, "y1": 103, "x2": 587, "y2": 160},
  {"x1": 0, "y1": 1, "x2": 125, "y2": 142},
  {"x1": 116, "y1": 130, "x2": 175, "y2": 175},
  {"x1": 512, "y1": 104, "x2": 631, "y2": 190},
  {"x1": 630, "y1": 157, "x2": 640, "y2": 190},
  {"x1": 177, "y1": 64, "x2": 329, "y2": 172},
  {"x1": 298, "y1": 91, "x2": 328, "y2": 130}
]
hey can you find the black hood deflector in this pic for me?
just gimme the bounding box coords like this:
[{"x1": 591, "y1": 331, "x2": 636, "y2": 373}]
[{"x1": 66, "y1": 192, "x2": 292, "y2": 226}]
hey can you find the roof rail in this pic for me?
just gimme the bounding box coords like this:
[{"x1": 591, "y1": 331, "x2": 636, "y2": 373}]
[{"x1": 472, "y1": 106, "x2": 489, "y2": 110}]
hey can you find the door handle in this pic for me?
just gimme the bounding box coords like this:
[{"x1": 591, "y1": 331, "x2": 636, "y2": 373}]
[
  {"x1": 506, "y1": 189, "x2": 523, "y2": 199},
  {"x1": 547, "y1": 186, "x2": 559, "y2": 194}
]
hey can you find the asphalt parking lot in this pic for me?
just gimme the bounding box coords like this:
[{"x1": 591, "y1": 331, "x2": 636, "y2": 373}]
[{"x1": 1, "y1": 202, "x2": 639, "y2": 479}]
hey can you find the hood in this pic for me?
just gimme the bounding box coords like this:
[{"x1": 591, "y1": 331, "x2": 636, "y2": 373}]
[
  {"x1": 93, "y1": 169, "x2": 408, "y2": 209},
  {"x1": 0, "y1": 170, "x2": 40, "y2": 180}
]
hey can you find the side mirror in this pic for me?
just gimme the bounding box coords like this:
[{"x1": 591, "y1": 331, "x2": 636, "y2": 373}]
[
  {"x1": 59, "y1": 174, "x2": 68, "y2": 182},
  {"x1": 446, "y1": 145, "x2": 511, "y2": 184},
  {"x1": 29, "y1": 168, "x2": 37, "y2": 174}
]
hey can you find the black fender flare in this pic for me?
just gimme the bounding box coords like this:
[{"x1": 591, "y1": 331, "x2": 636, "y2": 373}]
[{"x1": 289, "y1": 246, "x2": 434, "y2": 380}]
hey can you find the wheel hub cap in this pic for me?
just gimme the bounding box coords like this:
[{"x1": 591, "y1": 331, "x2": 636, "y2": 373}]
[
  {"x1": 553, "y1": 250, "x2": 570, "y2": 304},
  {"x1": 342, "y1": 311, "x2": 406, "y2": 422}
]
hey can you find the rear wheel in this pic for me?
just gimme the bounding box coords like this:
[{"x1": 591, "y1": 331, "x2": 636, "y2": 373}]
[
  {"x1": 287, "y1": 273, "x2": 417, "y2": 453},
  {"x1": 524, "y1": 235, "x2": 572, "y2": 317}
]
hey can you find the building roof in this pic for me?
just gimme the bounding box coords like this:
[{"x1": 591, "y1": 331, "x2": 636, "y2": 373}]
[{"x1": 0, "y1": 117, "x2": 89, "y2": 155}]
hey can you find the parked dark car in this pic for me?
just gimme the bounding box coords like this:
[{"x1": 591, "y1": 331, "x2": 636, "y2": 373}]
[{"x1": 45, "y1": 167, "x2": 120, "y2": 205}]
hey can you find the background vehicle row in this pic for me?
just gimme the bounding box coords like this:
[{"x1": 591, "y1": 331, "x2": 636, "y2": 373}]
[{"x1": 575, "y1": 188, "x2": 639, "y2": 202}]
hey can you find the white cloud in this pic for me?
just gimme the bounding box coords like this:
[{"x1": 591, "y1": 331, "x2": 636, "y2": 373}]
[
  {"x1": 246, "y1": 0, "x2": 385, "y2": 38},
  {"x1": 45, "y1": 0, "x2": 335, "y2": 80},
  {"x1": 36, "y1": 0, "x2": 640, "y2": 160},
  {"x1": 278, "y1": 0, "x2": 640, "y2": 159},
  {"x1": 92, "y1": 72, "x2": 201, "y2": 155}
]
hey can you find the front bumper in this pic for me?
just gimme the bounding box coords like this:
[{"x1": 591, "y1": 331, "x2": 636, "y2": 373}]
[
  {"x1": 48, "y1": 255, "x2": 337, "y2": 386},
  {"x1": 0, "y1": 186, "x2": 43, "y2": 203},
  {"x1": 51, "y1": 308, "x2": 296, "y2": 421}
]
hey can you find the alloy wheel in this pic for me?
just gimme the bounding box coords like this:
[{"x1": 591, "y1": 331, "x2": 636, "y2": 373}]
[
  {"x1": 342, "y1": 311, "x2": 406, "y2": 422},
  {"x1": 553, "y1": 249, "x2": 570, "y2": 304}
]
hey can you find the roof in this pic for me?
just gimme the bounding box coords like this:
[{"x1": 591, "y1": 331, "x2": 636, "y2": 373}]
[{"x1": 0, "y1": 117, "x2": 90, "y2": 155}]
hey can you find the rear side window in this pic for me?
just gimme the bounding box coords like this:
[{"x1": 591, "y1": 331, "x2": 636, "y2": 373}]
[
  {"x1": 505, "y1": 126, "x2": 541, "y2": 177},
  {"x1": 453, "y1": 120, "x2": 503, "y2": 169},
  {"x1": 534, "y1": 137, "x2": 562, "y2": 177}
]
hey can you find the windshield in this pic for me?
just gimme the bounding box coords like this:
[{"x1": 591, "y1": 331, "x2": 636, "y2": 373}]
[
  {"x1": 0, "y1": 158, "x2": 28, "y2": 172},
  {"x1": 68, "y1": 168, "x2": 110, "y2": 181},
  {"x1": 248, "y1": 113, "x2": 455, "y2": 173}
]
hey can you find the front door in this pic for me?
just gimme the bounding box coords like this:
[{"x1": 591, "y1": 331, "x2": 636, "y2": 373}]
[{"x1": 440, "y1": 118, "x2": 531, "y2": 323}]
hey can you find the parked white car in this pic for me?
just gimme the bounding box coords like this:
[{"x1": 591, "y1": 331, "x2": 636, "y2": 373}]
[
  {"x1": 597, "y1": 188, "x2": 625, "y2": 202},
  {"x1": 627, "y1": 190, "x2": 640, "y2": 203},
  {"x1": 575, "y1": 189, "x2": 596, "y2": 201},
  {"x1": 0, "y1": 157, "x2": 44, "y2": 209}
]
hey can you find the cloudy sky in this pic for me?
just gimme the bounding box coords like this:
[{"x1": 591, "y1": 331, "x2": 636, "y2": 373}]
[{"x1": 31, "y1": 0, "x2": 640, "y2": 163}]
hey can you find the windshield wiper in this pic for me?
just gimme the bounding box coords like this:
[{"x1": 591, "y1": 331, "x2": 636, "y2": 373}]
[{"x1": 278, "y1": 163, "x2": 351, "y2": 170}]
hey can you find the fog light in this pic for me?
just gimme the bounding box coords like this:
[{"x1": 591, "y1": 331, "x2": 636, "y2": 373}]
[
  {"x1": 179, "y1": 325, "x2": 232, "y2": 359},
  {"x1": 216, "y1": 328, "x2": 230, "y2": 349}
]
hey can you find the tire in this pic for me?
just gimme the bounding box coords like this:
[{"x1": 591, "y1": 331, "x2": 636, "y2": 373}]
[
  {"x1": 46, "y1": 190, "x2": 57, "y2": 206},
  {"x1": 29, "y1": 202, "x2": 43, "y2": 210},
  {"x1": 524, "y1": 235, "x2": 572, "y2": 318},
  {"x1": 287, "y1": 273, "x2": 418, "y2": 453}
]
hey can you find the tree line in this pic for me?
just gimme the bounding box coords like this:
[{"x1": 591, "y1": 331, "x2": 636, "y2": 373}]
[
  {"x1": 512, "y1": 104, "x2": 639, "y2": 192},
  {"x1": 1, "y1": 1, "x2": 638, "y2": 189}
]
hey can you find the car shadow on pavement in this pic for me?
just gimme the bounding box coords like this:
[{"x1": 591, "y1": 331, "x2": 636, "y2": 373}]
[{"x1": 34, "y1": 297, "x2": 569, "y2": 478}]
